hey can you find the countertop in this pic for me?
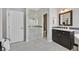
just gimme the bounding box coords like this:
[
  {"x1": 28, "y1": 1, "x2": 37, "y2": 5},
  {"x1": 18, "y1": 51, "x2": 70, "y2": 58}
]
[
  {"x1": 52, "y1": 26, "x2": 79, "y2": 32},
  {"x1": 52, "y1": 28, "x2": 75, "y2": 32}
]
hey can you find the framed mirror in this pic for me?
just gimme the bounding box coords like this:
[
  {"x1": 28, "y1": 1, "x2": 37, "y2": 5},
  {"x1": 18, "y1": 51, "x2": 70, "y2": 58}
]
[{"x1": 59, "y1": 10, "x2": 72, "y2": 26}]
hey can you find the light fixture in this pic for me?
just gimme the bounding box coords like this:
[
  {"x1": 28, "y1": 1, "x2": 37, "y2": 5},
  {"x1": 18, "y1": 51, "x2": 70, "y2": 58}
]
[{"x1": 60, "y1": 8, "x2": 71, "y2": 13}]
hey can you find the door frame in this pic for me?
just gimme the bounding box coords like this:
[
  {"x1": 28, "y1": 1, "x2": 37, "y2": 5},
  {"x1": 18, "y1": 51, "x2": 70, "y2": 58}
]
[
  {"x1": 7, "y1": 9, "x2": 25, "y2": 43},
  {"x1": 42, "y1": 13, "x2": 48, "y2": 38}
]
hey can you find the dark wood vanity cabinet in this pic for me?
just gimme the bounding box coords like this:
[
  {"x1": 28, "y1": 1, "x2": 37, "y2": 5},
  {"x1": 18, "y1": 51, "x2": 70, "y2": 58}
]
[
  {"x1": 52, "y1": 29, "x2": 74, "y2": 50},
  {"x1": 0, "y1": 42, "x2": 2, "y2": 51}
]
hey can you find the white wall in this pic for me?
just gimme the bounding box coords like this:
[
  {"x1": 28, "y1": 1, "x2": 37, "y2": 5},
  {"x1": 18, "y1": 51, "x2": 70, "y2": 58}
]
[
  {"x1": 2, "y1": 8, "x2": 7, "y2": 39},
  {"x1": 38, "y1": 8, "x2": 48, "y2": 26},
  {"x1": 28, "y1": 8, "x2": 49, "y2": 27},
  {"x1": 0, "y1": 9, "x2": 2, "y2": 34},
  {"x1": 73, "y1": 8, "x2": 79, "y2": 27},
  {"x1": 29, "y1": 9, "x2": 39, "y2": 26},
  {"x1": 0, "y1": 8, "x2": 2, "y2": 40},
  {"x1": 47, "y1": 8, "x2": 58, "y2": 42}
]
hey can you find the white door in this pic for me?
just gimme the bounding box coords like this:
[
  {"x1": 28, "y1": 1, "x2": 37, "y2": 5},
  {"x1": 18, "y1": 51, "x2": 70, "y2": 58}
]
[{"x1": 7, "y1": 10, "x2": 24, "y2": 43}]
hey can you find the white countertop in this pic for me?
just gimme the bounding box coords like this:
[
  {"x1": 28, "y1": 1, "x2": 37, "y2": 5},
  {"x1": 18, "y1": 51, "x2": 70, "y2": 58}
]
[
  {"x1": 52, "y1": 28, "x2": 79, "y2": 32},
  {"x1": 54, "y1": 26, "x2": 79, "y2": 28},
  {"x1": 52, "y1": 26, "x2": 79, "y2": 32},
  {"x1": 53, "y1": 28, "x2": 74, "y2": 32}
]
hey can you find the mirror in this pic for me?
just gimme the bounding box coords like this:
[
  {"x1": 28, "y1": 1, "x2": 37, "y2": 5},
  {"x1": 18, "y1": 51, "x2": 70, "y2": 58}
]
[{"x1": 59, "y1": 10, "x2": 72, "y2": 26}]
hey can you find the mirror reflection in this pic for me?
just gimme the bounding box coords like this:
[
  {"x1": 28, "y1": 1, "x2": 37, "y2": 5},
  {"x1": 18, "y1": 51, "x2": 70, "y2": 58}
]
[{"x1": 59, "y1": 10, "x2": 72, "y2": 26}]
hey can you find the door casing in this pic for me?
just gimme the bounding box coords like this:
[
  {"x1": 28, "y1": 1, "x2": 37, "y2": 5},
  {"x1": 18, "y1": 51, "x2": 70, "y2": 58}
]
[{"x1": 43, "y1": 13, "x2": 47, "y2": 37}]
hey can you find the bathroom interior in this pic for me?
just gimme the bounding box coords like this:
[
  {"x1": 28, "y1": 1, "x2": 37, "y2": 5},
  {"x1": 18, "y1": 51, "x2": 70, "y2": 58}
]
[{"x1": 0, "y1": 8, "x2": 79, "y2": 51}]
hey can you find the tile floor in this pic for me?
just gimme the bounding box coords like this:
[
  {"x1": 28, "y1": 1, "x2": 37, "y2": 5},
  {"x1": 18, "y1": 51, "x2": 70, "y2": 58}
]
[{"x1": 10, "y1": 37, "x2": 69, "y2": 51}]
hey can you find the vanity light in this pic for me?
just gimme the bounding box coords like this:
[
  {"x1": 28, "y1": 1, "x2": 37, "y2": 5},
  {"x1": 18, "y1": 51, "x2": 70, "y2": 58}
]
[
  {"x1": 60, "y1": 8, "x2": 71, "y2": 13},
  {"x1": 60, "y1": 10, "x2": 64, "y2": 13},
  {"x1": 64, "y1": 8, "x2": 69, "y2": 11}
]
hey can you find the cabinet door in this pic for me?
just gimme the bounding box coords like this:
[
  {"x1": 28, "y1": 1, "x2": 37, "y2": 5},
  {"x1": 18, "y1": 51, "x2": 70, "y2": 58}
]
[
  {"x1": 61, "y1": 31, "x2": 71, "y2": 49},
  {"x1": 0, "y1": 42, "x2": 2, "y2": 51},
  {"x1": 58, "y1": 31, "x2": 74, "y2": 50},
  {"x1": 52, "y1": 29, "x2": 57, "y2": 41},
  {"x1": 52, "y1": 30, "x2": 60, "y2": 44}
]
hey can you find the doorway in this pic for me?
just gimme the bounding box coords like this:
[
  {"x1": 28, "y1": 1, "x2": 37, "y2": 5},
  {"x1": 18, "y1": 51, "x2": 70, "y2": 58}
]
[
  {"x1": 43, "y1": 14, "x2": 47, "y2": 37},
  {"x1": 7, "y1": 10, "x2": 24, "y2": 43}
]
